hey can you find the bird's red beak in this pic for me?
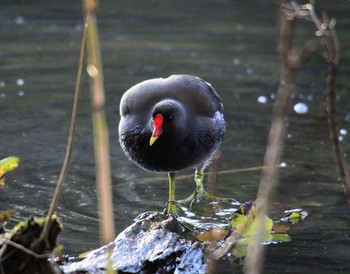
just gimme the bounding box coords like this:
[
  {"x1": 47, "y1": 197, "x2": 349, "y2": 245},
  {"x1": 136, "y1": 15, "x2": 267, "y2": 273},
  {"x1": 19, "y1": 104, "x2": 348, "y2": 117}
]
[{"x1": 150, "y1": 113, "x2": 163, "y2": 146}]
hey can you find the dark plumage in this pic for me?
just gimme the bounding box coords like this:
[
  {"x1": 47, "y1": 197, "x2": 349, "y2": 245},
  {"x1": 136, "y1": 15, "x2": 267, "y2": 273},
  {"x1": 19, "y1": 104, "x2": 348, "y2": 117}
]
[{"x1": 118, "y1": 74, "x2": 225, "y2": 213}]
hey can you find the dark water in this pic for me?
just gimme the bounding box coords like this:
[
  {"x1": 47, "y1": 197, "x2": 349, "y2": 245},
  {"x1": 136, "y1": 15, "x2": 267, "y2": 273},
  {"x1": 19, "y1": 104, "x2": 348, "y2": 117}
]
[{"x1": 1, "y1": 1, "x2": 350, "y2": 273}]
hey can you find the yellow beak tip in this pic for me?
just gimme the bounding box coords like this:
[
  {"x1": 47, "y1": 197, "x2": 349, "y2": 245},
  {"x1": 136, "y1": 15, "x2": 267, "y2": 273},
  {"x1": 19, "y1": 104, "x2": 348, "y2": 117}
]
[{"x1": 149, "y1": 136, "x2": 158, "y2": 146}]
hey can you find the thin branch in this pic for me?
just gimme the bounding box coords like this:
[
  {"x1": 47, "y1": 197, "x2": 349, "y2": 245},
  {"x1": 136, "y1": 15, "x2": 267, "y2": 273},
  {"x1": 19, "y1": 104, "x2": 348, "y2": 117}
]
[
  {"x1": 243, "y1": 0, "x2": 325, "y2": 272},
  {"x1": 244, "y1": 72, "x2": 294, "y2": 274},
  {"x1": 207, "y1": 208, "x2": 254, "y2": 261},
  {"x1": 295, "y1": 0, "x2": 350, "y2": 202},
  {"x1": 243, "y1": 2, "x2": 298, "y2": 273},
  {"x1": 0, "y1": 239, "x2": 52, "y2": 261},
  {"x1": 244, "y1": 1, "x2": 348, "y2": 273},
  {"x1": 41, "y1": 17, "x2": 87, "y2": 241},
  {"x1": 324, "y1": 25, "x2": 350, "y2": 202}
]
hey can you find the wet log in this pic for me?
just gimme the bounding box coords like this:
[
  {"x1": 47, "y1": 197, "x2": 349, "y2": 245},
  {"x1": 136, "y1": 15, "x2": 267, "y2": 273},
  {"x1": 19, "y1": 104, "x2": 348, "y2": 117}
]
[{"x1": 62, "y1": 212, "x2": 205, "y2": 273}]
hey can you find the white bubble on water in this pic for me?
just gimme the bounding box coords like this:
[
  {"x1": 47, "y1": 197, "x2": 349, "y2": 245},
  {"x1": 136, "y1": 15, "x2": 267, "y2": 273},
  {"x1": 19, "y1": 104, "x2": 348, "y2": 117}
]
[
  {"x1": 233, "y1": 57, "x2": 241, "y2": 65},
  {"x1": 294, "y1": 102, "x2": 309, "y2": 115},
  {"x1": 16, "y1": 79, "x2": 25, "y2": 86},
  {"x1": 280, "y1": 162, "x2": 287, "y2": 167},
  {"x1": 257, "y1": 95, "x2": 268, "y2": 104},
  {"x1": 15, "y1": 16, "x2": 25, "y2": 25},
  {"x1": 340, "y1": 128, "x2": 347, "y2": 136},
  {"x1": 246, "y1": 67, "x2": 254, "y2": 75},
  {"x1": 18, "y1": 90, "x2": 25, "y2": 97}
]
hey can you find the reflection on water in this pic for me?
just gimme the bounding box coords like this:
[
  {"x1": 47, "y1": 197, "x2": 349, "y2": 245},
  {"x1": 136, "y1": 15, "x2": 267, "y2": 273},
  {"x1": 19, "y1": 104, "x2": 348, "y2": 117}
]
[{"x1": 1, "y1": 1, "x2": 350, "y2": 273}]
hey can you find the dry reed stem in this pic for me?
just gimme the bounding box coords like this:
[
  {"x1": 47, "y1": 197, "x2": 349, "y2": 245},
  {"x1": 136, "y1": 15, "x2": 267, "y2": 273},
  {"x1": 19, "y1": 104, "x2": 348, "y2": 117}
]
[
  {"x1": 244, "y1": 1, "x2": 301, "y2": 273},
  {"x1": 84, "y1": 1, "x2": 116, "y2": 273},
  {"x1": 83, "y1": 0, "x2": 116, "y2": 246},
  {"x1": 244, "y1": 1, "x2": 346, "y2": 272}
]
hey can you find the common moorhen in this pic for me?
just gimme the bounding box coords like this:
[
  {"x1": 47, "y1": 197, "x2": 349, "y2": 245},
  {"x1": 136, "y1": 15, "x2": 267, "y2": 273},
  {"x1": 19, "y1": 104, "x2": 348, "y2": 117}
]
[{"x1": 118, "y1": 74, "x2": 225, "y2": 213}]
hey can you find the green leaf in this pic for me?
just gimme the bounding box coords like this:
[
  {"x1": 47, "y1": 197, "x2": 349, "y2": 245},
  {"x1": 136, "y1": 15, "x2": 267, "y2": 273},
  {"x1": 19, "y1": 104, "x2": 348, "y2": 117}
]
[
  {"x1": 229, "y1": 202, "x2": 273, "y2": 239},
  {"x1": 270, "y1": 233, "x2": 291, "y2": 242},
  {"x1": 0, "y1": 157, "x2": 20, "y2": 186},
  {"x1": 228, "y1": 202, "x2": 291, "y2": 259},
  {"x1": 280, "y1": 209, "x2": 308, "y2": 224}
]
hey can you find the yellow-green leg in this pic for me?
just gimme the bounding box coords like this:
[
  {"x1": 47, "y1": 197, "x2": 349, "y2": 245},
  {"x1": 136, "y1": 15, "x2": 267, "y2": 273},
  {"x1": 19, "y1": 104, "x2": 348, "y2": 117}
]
[
  {"x1": 167, "y1": 172, "x2": 177, "y2": 214},
  {"x1": 176, "y1": 167, "x2": 205, "y2": 206},
  {"x1": 188, "y1": 167, "x2": 205, "y2": 207},
  {"x1": 195, "y1": 167, "x2": 204, "y2": 192},
  {"x1": 177, "y1": 166, "x2": 236, "y2": 210},
  {"x1": 194, "y1": 167, "x2": 232, "y2": 201}
]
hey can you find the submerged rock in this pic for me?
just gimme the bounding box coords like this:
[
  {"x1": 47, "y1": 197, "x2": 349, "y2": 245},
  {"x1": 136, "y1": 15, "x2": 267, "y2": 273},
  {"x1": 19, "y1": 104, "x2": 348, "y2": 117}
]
[{"x1": 62, "y1": 212, "x2": 205, "y2": 273}]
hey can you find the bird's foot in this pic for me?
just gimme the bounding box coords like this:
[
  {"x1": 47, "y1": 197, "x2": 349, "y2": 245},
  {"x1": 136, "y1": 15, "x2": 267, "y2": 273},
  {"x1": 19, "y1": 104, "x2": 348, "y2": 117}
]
[
  {"x1": 178, "y1": 186, "x2": 240, "y2": 212},
  {"x1": 175, "y1": 185, "x2": 207, "y2": 211}
]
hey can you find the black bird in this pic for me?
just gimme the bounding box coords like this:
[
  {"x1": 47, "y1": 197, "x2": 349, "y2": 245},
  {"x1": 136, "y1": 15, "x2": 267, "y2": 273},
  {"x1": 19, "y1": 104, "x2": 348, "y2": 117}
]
[{"x1": 118, "y1": 75, "x2": 225, "y2": 213}]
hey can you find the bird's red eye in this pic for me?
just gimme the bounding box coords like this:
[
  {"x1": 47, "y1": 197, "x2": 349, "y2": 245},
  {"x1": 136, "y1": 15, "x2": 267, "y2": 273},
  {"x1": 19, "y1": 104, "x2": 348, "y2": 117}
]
[{"x1": 154, "y1": 113, "x2": 163, "y2": 127}]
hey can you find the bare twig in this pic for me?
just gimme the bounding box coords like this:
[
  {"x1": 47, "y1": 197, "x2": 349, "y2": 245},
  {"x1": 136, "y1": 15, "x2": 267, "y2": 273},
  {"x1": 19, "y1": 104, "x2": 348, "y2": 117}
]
[
  {"x1": 244, "y1": 1, "x2": 321, "y2": 272},
  {"x1": 0, "y1": 239, "x2": 52, "y2": 261},
  {"x1": 207, "y1": 208, "x2": 254, "y2": 262},
  {"x1": 290, "y1": 0, "x2": 350, "y2": 201},
  {"x1": 243, "y1": 3, "x2": 298, "y2": 273},
  {"x1": 243, "y1": 68, "x2": 295, "y2": 274},
  {"x1": 41, "y1": 15, "x2": 87, "y2": 241},
  {"x1": 286, "y1": 0, "x2": 350, "y2": 203},
  {"x1": 323, "y1": 21, "x2": 350, "y2": 202},
  {"x1": 244, "y1": 1, "x2": 347, "y2": 273}
]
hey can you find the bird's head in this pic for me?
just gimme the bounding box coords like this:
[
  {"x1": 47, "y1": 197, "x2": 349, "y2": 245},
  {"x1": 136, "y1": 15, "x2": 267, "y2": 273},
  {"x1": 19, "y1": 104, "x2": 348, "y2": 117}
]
[{"x1": 149, "y1": 99, "x2": 189, "y2": 146}]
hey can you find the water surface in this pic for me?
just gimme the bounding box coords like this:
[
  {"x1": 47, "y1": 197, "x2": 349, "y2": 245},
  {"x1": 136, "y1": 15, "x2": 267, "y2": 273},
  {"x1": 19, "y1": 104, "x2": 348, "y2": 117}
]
[{"x1": 1, "y1": 1, "x2": 350, "y2": 273}]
